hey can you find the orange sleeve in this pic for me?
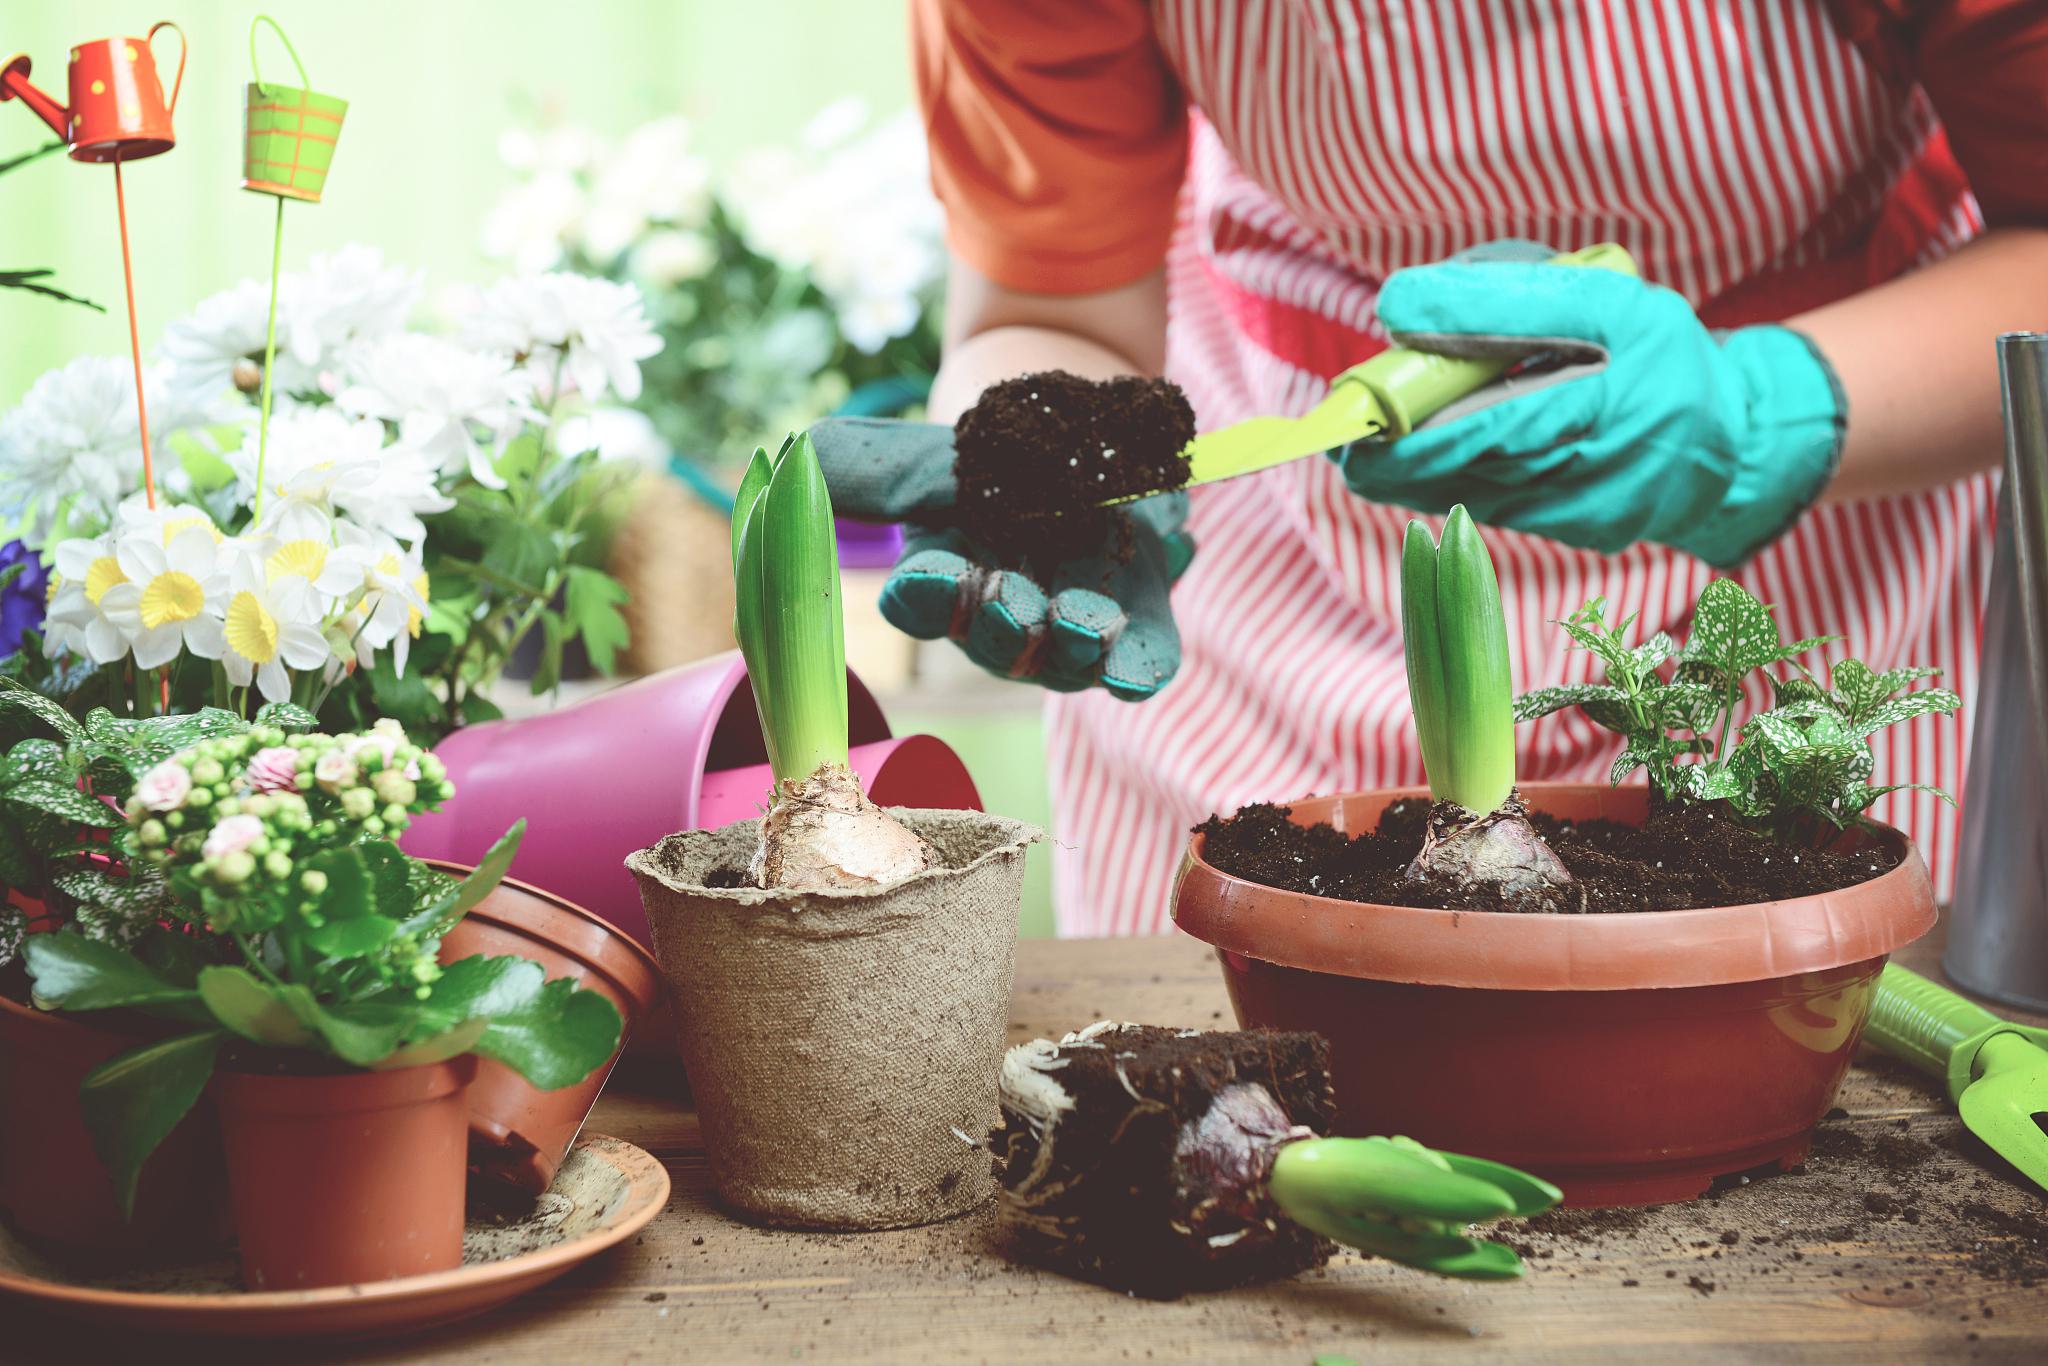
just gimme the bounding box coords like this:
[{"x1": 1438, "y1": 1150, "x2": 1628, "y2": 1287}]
[
  {"x1": 1831, "y1": 0, "x2": 2048, "y2": 227},
  {"x1": 911, "y1": 0, "x2": 1189, "y2": 295}
]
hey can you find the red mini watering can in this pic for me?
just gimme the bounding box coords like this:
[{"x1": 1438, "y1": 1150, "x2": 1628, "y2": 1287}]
[{"x1": 1, "y1": 22, "x2": 186, "y2": 162}]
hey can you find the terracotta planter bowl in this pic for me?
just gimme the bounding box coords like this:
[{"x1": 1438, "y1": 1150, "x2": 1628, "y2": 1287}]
[
  {"x1": 433, "y1": 865, "x2": 665, "y2": 1194},
  {"x1": 1172, "y1": 783, "x2": 1937, "y2": 1206},
  {"x1": 212, "y1": 1057, "x2": 477, "y2": 1291},
  {"x1": 0, "y1": 991, "x2": 221, "y2": 1253}
]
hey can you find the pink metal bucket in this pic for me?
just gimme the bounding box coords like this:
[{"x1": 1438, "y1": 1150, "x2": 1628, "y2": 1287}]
[{"x1": 401, "y1": 652, "x2": 982, "y2": 948}]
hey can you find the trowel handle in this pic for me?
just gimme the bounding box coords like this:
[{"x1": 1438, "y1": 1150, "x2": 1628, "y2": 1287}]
[
  {"x1": 1354, "y1": 242, "x2": 1639, "y2": 437},
  {"x1": 1865, "y1": 963, "x2": 2000, "y2": 1085}
]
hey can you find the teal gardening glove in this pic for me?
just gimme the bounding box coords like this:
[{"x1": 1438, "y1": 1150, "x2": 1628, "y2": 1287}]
[
  {"x1": 1335, "y1": 248, "x2": 1846, "y2": 567},
  {"x1": 808, "y1": 418, "x2": 1193, "y2": 699}
]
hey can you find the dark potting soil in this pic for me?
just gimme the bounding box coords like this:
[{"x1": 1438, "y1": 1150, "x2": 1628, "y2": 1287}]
[
  {"x1": 1197, "y1": 795, "x2": 1900, "y2": 913},
  {"x1": 949, "y1": 371, "x2": 1195, "y2": 575},
  {"x1": 992, "y1": 1024, "x2": 1333, "y2": 1299}
]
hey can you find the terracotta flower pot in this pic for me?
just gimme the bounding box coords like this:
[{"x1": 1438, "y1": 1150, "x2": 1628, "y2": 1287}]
[
  {"x1": 432, "y1": 864, "x2": 664, "y2": 1194},
  {"x1": 0, "y1": 990, "x2": 221, "y2": 1253},
  {"x1": 211, "y1": 1056, "x2": 477, "y2": 1291},
  {"x1": 1173, "y1": 783, "x2": 1936, "y2": 1207},
  {"x1": 627, "y1": 809, "x2": 1038, "y2": 1230}
]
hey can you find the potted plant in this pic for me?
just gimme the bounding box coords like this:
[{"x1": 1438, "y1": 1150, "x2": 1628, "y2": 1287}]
[
  {"x1": 627, "y1": 433, "x2": 1038, "y2": 1230},
  {"x1": 21, "y1": 721, "x2": 622, "y2": 1289},
  {"x1": 1174, "y1": 508, "x2": 1948, "y2": 1205},
  {"x1": 0, "y1": 685, "x2": 264, "y2": 1250}
]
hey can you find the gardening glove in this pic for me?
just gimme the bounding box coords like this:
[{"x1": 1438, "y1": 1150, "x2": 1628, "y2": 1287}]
[
  {"x1": 809, "y1": 417, "x2": 1194, "y2": 700},
  {"x1": 1334, "y1": 244, "x2": 1846, "y2": 568}
]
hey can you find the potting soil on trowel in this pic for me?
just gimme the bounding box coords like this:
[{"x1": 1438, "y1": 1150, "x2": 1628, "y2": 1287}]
[{"x1": 950, "y1": 371, "x2": 1195, "y2": 574}]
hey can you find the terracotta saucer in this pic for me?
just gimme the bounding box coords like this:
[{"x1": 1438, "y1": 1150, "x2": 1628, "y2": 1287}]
[{"x1": 0, "y1": 1133, "x2": 668, "y2": 1340}]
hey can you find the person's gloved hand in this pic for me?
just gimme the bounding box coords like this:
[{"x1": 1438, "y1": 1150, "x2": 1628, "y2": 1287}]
[
  {"x1": 1334, "y1": 247, "x2": 1846, "y2": 567},
  {"x1": 809, "y1": 417, "x2": 1194, "y2": 699}
]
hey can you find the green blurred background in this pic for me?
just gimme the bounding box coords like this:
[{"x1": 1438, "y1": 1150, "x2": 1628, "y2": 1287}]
[{"x1": 2, "y1": 0, "x2": 1059, "y2": 936}]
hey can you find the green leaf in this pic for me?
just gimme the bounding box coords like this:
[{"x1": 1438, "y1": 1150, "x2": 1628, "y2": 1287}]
[
  {"x1": 530, "y1": 609, "x2": 566, "y2": 695},
  {"x1": 563, "y1": 565, "x2": 632, "y2": 675},
  {"x1": 1852, "y1": 689, "x2": 1960, "y2": 739},
  {"x1": 401, "y1": 821, "x2": 524, "y2": 934},
  {"x1": 253, "y1": 701, "x2": 318, "y2": 733},
  {"x1": 80, "y1": 1030, "x2": 223, "y2": 1218},
  {"x1": 0, "y1": 737, "x2": 66, "y2": 784},
  {"x1": 1682, "y1": 578, "x2": 1782, "y2": 681},
  {"x1": 0, "y1": 679, "x2": 85, "y2": 742},
  {"x1": 304, "y1": 846, "x2": 374, "y2": 925},
  {"x1": 5, "y1": 778, "x2": 119, "y2": 827},
  {"x1": 1513, "y1": 684, "x2": 1627, "y2": 725},
  {"x1": 304, "y1": 913, "x2": 401, "y2": 957},
  {"x1": 1401, "y1": 521, "x2": 1452, "y2": 793},
  {"x1": 473, "y1": 977, "x2": 623, "y2": 1090},
  {"x1": 196, "y1": 966, "x2": 315, "y2": 1047},
  {"x1": 423, "y1": 953, "x2": 547, "y2": 1022},
  {"x1": 1430, "y1": 508, "x2": 1515, "y2": 813},
  {"x1": 370, "y1": 1018, "x2": 489, "y2": 1071},
  {"x1": 297, "y1": 998, "x2": 420, "y2": 1066},
  {"x1": 481, "y1": 521, "x2": 559, "y2": 593},
  {"x1": 24, "y1": 930, "x2": 201, "y2": 1013},
  {"x1": 358, "y1": 840, "x2": 416, "y2": 919}
]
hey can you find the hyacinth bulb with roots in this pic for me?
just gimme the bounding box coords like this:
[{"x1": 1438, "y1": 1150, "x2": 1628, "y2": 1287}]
[
  {"x1": 1400, "y1": 507, "x2": 1579, "y2": 913},
  {"x1": 732, "y1": 433, "x2": 932, "y2": 891}
]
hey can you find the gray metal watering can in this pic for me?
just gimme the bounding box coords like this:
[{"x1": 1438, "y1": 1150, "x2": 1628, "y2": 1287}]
[{"x1": 1948, "y1": 332, "x2": 2048, "y2": 1012}]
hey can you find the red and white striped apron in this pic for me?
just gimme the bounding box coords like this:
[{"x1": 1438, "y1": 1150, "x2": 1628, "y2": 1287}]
[{"x1": 1047, "y1": 0, "x2": 1995, "y2": 936}]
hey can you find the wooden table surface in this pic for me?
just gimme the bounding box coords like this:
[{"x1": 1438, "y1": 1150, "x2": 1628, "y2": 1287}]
[{"x1": 14, "y1": 926, "x2": 2047, "y2": 1365}]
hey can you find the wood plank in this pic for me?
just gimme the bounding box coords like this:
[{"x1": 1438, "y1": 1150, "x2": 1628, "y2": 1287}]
[{"x1": 10, "y1": 926, "x2": 2045, "y2": 1364}]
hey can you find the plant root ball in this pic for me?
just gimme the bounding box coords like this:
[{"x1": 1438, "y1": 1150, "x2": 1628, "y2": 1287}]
[
  {"x1": 751, "y1": 763, "x2": 934, "y2": 891},
  {"x1": 993, "y1": 1022, "x2": 1334, "y2": 1299}
]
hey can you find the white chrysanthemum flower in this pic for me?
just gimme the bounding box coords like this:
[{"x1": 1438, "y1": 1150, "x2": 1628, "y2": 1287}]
[
  {"x1": 294, "y1": 246, "x2": 421, "y2": 369},
  {"x1": 607, "y1": 115, "x2": 712, "y2": 226},
  {"x1": 98, "y1": 525, "x2": 228, "y2": 669},
  {"x1": 220, "y1": 550, "x2": 329, "y2": 703},
  {"x1": 480, "y1": 171, "x2": 584, "y2": 275},
  {"x1": 630, "y1": 229, "x2": 715, "y2": 287},
  {"x1": 228, "y1": 406, "x2": 451, "y2": 547},
  {"x1": 723, "y1": 108, "x2": 942, "y2": 354},
  {"x1": 0, "y1": 358, "x2": 217, "y2": 536},
  {"x1": 44, "y1": 531, "x2": 131, "y2": 664},
  {"x1": 334, "y1": 334, "x2": 535, "y2": 491},
  {"x1": 158, "y1": 277, "x2": 320, "y2": 405},
  {"x1": 556, "y1": 406, "x2": 667, "y2": 467},
  {"x1": 456, "y1": 273, "x2": 661, "y2": 405},
  {"x1": 498, "y1": 125, "x2": 607, "y2": 177}
]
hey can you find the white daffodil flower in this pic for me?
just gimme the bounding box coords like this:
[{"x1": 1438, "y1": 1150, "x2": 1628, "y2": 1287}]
[
  {"x1": 220, "y1": 551, "x2": 330, "y2": 703},
  {"x1": 44, "y1": 531, "x2": 132, "y2": 664},
  {"x1": 98, "y1": 526, "x2": 228, "y2": 669}
]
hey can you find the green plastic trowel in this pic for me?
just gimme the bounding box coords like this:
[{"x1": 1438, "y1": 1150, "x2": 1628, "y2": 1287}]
[
  {"x1": 1099, "y1": 242, "x2": 1639, "y2": 508},
  {"x1": 1864, "y1": 963, "x2": 2048, "y2": 1195}
]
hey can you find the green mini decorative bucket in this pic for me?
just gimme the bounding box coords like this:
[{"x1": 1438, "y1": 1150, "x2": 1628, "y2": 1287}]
[{"x1": 241, "y1": 16, "x2": 344, "y2": 203}]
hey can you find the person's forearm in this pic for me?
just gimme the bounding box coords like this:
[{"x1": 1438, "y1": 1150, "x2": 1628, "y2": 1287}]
[
  {"x1": 927, "y1": 326, "x2": 1153, "y2": 424},
  {"x1": 926, "y1": 263, "x2": 1168, "y2": 424},
  {"x1": 1796, "y1": 227, "x2": 2048, "y2": 503}
]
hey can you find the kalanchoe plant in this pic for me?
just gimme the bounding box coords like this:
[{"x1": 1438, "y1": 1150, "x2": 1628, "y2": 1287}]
[
  {"x1": 733, "y1": 432, "x2": 932, "y2": 889},
  {"x1": 0, "y1": 679, "x2": 274, "y2": 966},
  {"x1": 21, "y1": 721, "x2": 623, "y2": 1213},
  {"x1": 1399, "y1": 508, "x2": 1577, "y2": 912},
  {"x1": 1515, "y1": 579, "x2": 1960, "y2": 844}
]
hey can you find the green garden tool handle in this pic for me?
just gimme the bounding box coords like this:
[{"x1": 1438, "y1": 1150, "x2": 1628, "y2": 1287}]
[
  {"x1": 1345, "y1": 241, "x2": 1639, "y2": 438},
  {"x1": 1266, "y1": 1134, "x2": 1561, "y2": 1281},
  {"x1": 1866, "y1": 963, "x2": 2048, "y2": 1105}
]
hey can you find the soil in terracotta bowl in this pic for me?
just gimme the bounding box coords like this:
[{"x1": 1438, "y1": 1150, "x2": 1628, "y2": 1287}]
[
  {"x1": 948, "y1": 370, "x2": 1195, "y2": 575},
  {"x1": 1198, "y1": 797, "x2": 1901, "y2": 914}
]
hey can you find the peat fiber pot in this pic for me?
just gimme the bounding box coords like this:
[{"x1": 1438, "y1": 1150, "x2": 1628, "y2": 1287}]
[
  {"x1": 433, "y1": 863, "x2": 665, "y2": 1194},
  {"x1": 1173, "y1": 783, "x2": 1936, "y2": 1207},
  {"x1": 627, "y1": 809, "x2": 1039, "y2": 1230},
  {"x1": 211, "y1": 1056, "x2": 477, "y2": 1291},
  {"x1": 0, "y1": 990, "x2": 220, "y2": 1253}
]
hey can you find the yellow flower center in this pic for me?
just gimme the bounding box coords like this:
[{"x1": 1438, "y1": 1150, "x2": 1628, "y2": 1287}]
[
  {"x1": 225, "y1": 590, "x2": 280, "y2": 665},
  {"x1": 409, "y1": 572, "x2": 429, "y2": 637},
  {"x1": 159, "y1": 515, "x2": 219, "y2": 545},
  {"x1": 138, "y1": 572, "x2": 204, "y2": 629},
  {"x1": 268, "y1": 540, "x2": 328, "y2": 583},
  {"x1": 84, "y1": 556, "x2": 127, "y2": 606},
  {"x1": 46, "y1": 572, "x2": 62, "y2": 604}
]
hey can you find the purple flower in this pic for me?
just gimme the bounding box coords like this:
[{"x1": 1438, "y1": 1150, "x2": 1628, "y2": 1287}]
[{"x1": 0, "y1": 541, "x2": 48, "y2": 661}]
